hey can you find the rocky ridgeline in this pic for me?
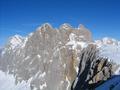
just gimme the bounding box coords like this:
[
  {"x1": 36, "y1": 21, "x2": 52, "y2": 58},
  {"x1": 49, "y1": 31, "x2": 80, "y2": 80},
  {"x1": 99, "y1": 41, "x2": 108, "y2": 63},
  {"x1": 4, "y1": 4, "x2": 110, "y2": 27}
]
[
  {"x1": 71, "y1": 45, "x2": 112, "y2": 90},
  {"x1": 0, "y1": 23, "x2": 118, "y2": 90},
  {"x1": 0, "y1": 23, "x2": 92, "y2": 90}
]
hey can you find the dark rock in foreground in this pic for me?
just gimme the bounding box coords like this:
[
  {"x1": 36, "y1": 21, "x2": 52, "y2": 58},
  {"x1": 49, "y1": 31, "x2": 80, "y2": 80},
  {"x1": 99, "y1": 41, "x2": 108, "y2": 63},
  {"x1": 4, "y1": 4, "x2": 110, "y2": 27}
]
[{"x1": 71, "y1": 45, "x2": 112, "y2": 90}]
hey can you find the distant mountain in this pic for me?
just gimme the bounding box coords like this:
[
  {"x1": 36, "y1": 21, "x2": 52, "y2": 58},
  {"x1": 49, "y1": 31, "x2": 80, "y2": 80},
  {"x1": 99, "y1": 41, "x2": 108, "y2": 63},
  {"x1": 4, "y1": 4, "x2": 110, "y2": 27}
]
[
  {"x1": 95, "y1": 37, "x2": 120, "y2": 47},
  {"x1": 95, "y1": 38, "x2": 120, "y2": 75},
  {"x1": 0, "y1": 23, "x2": 120, "y2": 90}
]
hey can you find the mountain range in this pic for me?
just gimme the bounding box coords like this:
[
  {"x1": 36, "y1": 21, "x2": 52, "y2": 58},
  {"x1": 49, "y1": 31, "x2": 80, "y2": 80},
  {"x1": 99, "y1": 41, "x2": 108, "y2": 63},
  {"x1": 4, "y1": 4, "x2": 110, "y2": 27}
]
[{"x1": 0, "y1": 23, "x2": 120, "y2": 90}]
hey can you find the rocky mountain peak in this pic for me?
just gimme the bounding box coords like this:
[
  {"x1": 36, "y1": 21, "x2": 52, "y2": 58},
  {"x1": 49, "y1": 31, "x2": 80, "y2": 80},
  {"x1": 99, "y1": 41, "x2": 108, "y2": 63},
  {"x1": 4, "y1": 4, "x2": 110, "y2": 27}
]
[
  {"x1": 78, "y1": 24, "x2": 85, "y2": 29},
  {"x1": 0, "y1": 23, "x2": 120, "y2": 90},
  {"x1": 36, "y1": 23, "x2": 53, "y2": 32},
  {"x1": 0, "y1": 23, "x2": 93, "y2": 90},
  {"x1": 59, "y1": 23, "x2": 73, "y2": 30},
  {"x1": 7, "y1": 34, "x2": 24, "y2": 50}
]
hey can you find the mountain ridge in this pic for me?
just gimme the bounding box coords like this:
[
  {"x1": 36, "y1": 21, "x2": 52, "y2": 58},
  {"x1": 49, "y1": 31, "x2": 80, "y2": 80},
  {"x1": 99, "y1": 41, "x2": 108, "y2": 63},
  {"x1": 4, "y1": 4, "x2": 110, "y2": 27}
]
[{"x1": 0, "y1": 23, "x2": 120, "y2": 90}]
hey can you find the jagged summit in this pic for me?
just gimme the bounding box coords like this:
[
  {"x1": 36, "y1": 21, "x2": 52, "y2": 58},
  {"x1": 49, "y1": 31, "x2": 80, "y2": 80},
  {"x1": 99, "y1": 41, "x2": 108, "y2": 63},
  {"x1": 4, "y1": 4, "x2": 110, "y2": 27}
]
[
  {"x1": 7, "y1": 34, "x2": 24, "y2": 49},
  {"x1": 0, "y1": 23, "x2": 120, "y2": 90},
  {"x1": 95, "y1": 37, "x2": 120, "y2": 47},
  {"x1": 78, "y1": 24, "x2": 85, "y2": 29},
  {"x1": 36, "y1": 23, "x2": 91, "y2": 32},
  {"x1": 59, "y1": 23, "x2": 73, "y2": 30},
  {"x1": 36, "y1": 23, "x2": 53, "y2": 31},
  {"x1": 0, "y1": 23, "x2": 93, "y2": 90}
]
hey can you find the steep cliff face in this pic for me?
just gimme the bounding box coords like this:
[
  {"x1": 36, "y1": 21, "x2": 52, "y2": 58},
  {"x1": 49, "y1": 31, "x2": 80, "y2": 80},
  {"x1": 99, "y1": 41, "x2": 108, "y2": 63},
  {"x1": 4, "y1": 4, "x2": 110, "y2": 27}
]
[
  {"x1": 0, "y1": 23, "x2": 92, "y2": 90},
  {"x1": 0, "y1": 23, "x2": 120, "y2": 90},
  {"x1": 71, "y1": 45, "x2": 112, "y2": 90}
]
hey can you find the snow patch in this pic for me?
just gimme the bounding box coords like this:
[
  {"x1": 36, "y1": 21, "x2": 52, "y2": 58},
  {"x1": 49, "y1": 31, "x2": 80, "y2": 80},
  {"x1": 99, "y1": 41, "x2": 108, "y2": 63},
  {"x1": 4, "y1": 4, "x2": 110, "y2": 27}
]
[
  {"x1": 63, "y1": 64, "x2": 66, "y2": 68},
  {"x1": 74, "y1": 66, "x2": 79, "y2": 73},
  {"x1": 1, "y1": 50, "x2": 5, "y2": 57},
  {"x1": 9, "y1": 35, "x2": 23, "y2": 49},
  {"x1": 66, "y1": 76, "x2": 70, "y2": 90},
  {"x1": 29, "y1": 33, "x2": 33, "y2": 37},
  {"x1": 39, "y1": 82, "x2": 47, "y2": 90},
  {"x1": 39, "y1": 72, "x2": 46, "y2": 78},
  {"x1": 24, "y1": 56, "x2": 30, "y2": 60},
  {"x1": 66, "y1": 33, "x2": 88, "y2": 49},
  {"x1": 22, "y1": 37, "x2": 28, "y2": 48},
  {"x1": 37, "y1": 54, "x2": 41, "y2": 58},
  {"x1": 49, "y1": 59, "x2": 53, "y2": 63}
]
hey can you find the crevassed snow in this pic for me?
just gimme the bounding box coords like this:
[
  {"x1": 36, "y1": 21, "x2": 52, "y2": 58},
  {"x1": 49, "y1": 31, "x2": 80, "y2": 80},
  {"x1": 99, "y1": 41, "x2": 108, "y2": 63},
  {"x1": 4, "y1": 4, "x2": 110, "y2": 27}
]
[{"x1": 0, "y1": 70, "x2": 30, "y2": 90}]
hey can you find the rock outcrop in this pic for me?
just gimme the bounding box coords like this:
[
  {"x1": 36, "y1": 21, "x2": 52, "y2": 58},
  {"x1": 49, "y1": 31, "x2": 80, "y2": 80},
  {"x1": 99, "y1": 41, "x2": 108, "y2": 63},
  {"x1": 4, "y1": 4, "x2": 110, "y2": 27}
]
[
  {"x1": 0, "y1": 23, "x2": 119, "y2": 90},
  {"x1": 0, "y1": 23, "x2": 92, "y2": 90},
  {"x1": 71, "y1": 45, "x2": 112, "y2": 90}
]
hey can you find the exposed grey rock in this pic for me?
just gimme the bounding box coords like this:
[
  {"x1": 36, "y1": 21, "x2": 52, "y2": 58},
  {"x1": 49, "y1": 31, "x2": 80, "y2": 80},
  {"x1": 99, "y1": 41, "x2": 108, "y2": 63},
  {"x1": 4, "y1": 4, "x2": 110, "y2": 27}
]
[
  {"x1": 71, "y1": 45, "x2": 112, "y2": 90},
  {"x1": 0, "y1": 23, "x2": 92, "y2": 90},
  {"x1": 1, "y1": 23, "x2": 118, "y2": 90}
]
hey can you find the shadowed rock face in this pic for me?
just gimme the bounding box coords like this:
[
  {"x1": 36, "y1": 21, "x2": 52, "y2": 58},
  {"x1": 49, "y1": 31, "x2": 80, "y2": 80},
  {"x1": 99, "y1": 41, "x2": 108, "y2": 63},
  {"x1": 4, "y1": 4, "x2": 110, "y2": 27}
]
[
  {"x1": 0, "y1": 23, "x2": 92, "y2": 90},
  {"x1": 71, "y1": 45, "x2": 112, "y2": 90}
]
